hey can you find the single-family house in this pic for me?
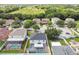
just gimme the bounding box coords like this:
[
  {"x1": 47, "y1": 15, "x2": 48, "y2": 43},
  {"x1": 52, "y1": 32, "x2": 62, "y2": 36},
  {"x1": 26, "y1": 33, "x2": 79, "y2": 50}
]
[
  {"x1": 28, "y1": 33, "x2": 49, "y2": 54},
  {"x1": 5, "y1": 28, "x2": 27, "y2": 50},
  {"x1": 33, "y1": 18, "x2": 49, "y2": 25},
  {"x1": 33, "y1": 18, "x2": 41, "y2": 24},
  {"x1": 3, "y1": 19, "x2": 14, "y2": 26},
  {"x1": 30, "y1": 33, "x2": 47, "y2": 44},
  {"x1": 51, "y1": 42, "x2": 75, "y2": 55},
  {"x1": 41, "y1": 18, "x2": 49, "y2": 24},
  {"x1": 65, "y1": 18, "x2": 75, "y2": 24},
  {"x1": 51, "y1": 17, "x2": 61, "y2": 24}
]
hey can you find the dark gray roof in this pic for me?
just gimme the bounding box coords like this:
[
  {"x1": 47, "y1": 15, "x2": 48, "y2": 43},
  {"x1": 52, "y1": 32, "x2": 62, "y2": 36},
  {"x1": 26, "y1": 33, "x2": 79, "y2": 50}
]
[
  {"x1": 52, "y1": 46, "x2": 75, "y2": 55},
  {"x1": 52, "y1": 46, "x2": 65, "y2": 55},
  {"x1": 63, "y1": 46, "x2": 75, "y2": 55},
  {"x1": 30, "y1": 33, "x2": 47, "y2": 40}
]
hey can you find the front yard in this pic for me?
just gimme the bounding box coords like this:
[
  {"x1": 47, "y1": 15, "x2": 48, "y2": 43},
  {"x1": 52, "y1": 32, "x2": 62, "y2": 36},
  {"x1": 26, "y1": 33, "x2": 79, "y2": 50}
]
[
  {"x1": 49, "y1": 39, "x2": 67, "y2": 46},
  {"x1": 59, "y1": 39, "x2": 67, "y2": 46},
  {"x1": 66, "y1": 38, "x2": 79, "y2": 43}
]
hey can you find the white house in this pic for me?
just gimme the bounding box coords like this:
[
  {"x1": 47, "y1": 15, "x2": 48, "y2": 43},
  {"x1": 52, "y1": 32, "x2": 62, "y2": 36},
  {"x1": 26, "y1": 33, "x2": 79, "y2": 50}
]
[
  {"x1": 51, "y1": 17, "x2": 61, "y2": 24},
  {"x1": 65, "y1": 18, "x2": 75, "y2": 24},
  {"x1": 5, "y1": 28, "x2": 27, "y2": 50},
  {"x1": 28, "y1": 33, "x2": 49, "y2": 54}
]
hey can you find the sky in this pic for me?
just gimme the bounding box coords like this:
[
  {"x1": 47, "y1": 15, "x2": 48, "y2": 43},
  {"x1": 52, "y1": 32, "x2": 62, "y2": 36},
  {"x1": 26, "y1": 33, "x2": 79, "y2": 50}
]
[{"x1": 0, "y1": 0, "x2": 79, "y2": 4}]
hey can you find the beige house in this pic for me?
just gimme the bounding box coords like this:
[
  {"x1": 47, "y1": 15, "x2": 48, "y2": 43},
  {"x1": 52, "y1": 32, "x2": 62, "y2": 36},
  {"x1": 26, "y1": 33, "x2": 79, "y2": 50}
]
[
  {"x1": 33, "y1": 18, "x2": 49, "y2": 25},
  {"x1": 41, "y1": 18, "x2": 49, "y2": 24},
  {"x1": 33, "y1": 18, "x2": 41, "y2": 24},
  {"x1": 3, "y1": 19, "x2": 15, "y2": 26}
]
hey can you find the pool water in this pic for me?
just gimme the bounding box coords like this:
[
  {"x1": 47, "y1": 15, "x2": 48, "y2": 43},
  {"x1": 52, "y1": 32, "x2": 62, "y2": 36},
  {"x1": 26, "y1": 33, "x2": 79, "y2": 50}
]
[{"x1": 9, "y1": 44, "x2": 21, "y2": 49}]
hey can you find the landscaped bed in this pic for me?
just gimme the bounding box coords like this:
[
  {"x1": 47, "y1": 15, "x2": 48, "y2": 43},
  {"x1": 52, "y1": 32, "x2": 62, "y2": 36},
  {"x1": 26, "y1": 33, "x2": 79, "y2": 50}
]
[
  {"x1": 0, "y1": 41, "x2": 5, "y2": 47},
  {"x1": 27, "y1": 31, "x2": 33, "y2": 36},
  {"x1": 66, "y1": 38, "x2": 79, "y2": 43}
]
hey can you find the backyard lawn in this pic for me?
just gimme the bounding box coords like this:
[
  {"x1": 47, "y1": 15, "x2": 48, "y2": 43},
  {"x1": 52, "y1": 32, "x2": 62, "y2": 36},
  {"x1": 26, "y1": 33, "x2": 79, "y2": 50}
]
[{"x1": 0, "y1": 50, "x2": 24, "y2": 53}]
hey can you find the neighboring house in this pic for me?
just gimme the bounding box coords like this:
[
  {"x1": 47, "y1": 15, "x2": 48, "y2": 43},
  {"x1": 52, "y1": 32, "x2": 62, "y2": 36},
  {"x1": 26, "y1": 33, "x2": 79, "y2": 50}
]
[
  {"x1": 28, "y1": 33, "x2": 49, "y2": 54},
  {"x1": 58, "y1": 27, "x2": 75, "y2": 39},
  {"x1": 65, "y1": 18, "x2": 75, "y2": 24},
  {"x1": 41, "y1": 18, "x2": 49, "y2": 24},
  {"x1": 0, "y1": 28, "x2": 10, "y2": 41},
  {"x1": 33, "y1": 18, "x2": 49, "y2": 25},
  {"x1": 3, "y1": 19, "x2": 14, "y2": 26},
  {"x1": 30, "y1": 33, "x2": 47, "y2": 44},
  {"x1": 33, "y1": 18, "x2": 41, "y2": 24},
  {"x1": 70, "y1": 40, "x2": 79, "y2": 54},
  {"x1": 51, "y1": 17, "x2": 61, "y2": 24},
  {"x1": 5, "y1": 28, "x2": 27, "y2": 50},
  {"x1": 51, "y1": 42, "x2": 75, "y2": 55}
]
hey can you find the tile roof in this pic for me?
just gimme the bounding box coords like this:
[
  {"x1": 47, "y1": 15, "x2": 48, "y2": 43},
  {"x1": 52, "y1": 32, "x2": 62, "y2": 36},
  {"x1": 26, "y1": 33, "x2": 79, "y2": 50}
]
[{"x1": 0, "y1": 28, "x2": 10, "y2": 40}]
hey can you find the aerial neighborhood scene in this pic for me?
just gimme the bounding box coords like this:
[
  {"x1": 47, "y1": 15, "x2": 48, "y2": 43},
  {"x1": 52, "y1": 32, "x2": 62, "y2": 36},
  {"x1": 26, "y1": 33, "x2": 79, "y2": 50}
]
[{"x1": 0, "y1": 4, "x2": 79, "y2": 55}]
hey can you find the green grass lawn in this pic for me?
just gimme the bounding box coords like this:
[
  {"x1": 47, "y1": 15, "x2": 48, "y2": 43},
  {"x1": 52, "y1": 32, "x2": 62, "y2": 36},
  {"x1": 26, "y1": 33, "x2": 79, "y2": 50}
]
[
  {"x1": 75, "y1": 38, "x2": 79, "y2": 42},
  {"x1": 66, "y1": 38, "x2": 79, "y2": 43},
  {"x1": 10, "y1": 7, "x2": 45, "y2": 15},
  {"x1": 26, "y1": 39, "x2": 30, "y2": 48},
  {"x1": 66, "y1": 38, "x2": 71, "y2": 43},
  {"x1": 0, "y1": 41, "x2": 5, "y2": 47},
  {"x1": 0, "y1": 50, "x2": 24, "y2": 53},
  {"x1": 27, "y1": 30, "x2": 34, "y2": 36},
  {"x1": 21, "y1": 40, "x2": 27, "y2": 49},
  {"x1": 59, "y1": 39, "x2": 67, "y2": 46}
]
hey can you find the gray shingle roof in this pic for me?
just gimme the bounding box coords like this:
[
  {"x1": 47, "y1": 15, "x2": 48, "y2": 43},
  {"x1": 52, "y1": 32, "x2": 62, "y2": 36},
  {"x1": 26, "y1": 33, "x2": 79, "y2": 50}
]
[
  {"x1": 52, "y1": 46, "x2": 65, "y2": 55},
  {"x1": 52, "y1": 46, "x2": 75, "y2": 55},
  {"x1": 30, "y1": 33, "x2": 47, "y2": 40}
]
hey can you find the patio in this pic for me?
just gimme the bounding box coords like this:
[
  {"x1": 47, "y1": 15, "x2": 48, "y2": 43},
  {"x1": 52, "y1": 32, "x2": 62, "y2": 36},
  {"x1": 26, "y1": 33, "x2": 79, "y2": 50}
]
[{"x1": 28, "y1": 43, "x2": 49, "y2": 53}]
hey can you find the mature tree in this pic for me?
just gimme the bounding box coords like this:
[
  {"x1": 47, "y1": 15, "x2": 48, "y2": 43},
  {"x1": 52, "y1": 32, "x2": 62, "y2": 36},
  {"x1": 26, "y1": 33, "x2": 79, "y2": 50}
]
[
  {"x1": 67, "y1": 21, "x2": 76, "y2": 28},
  {"x1": 23, "y1": 20, "x2": 35, "y2": 28},
  {"x1": 11, "y1": 21, "x2": 21, "y2": 28},
  {"x1": 45, "y1": 28, "x2": 62, "y2": 40},
  {"x1": 0, "y1": 20, "x2": 6, "y2": 27},
  {"x1": 48, "y1": 21, "x2": 52, "y2": 26},
  {"x1": 56, "y1": 20, "x2": 65, "y2": 27},
  {"x1": 32, "y1": 24, "x2": 40, "y2": 31}
]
